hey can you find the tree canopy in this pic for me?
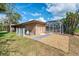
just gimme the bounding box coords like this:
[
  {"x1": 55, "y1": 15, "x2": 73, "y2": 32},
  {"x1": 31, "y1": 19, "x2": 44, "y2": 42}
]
[
  {"x1": 63, "y1": 11, "x2": 79, "y2": 35},
  {"x1": 0, "y1": 4, "x2": 21, "y2": 32},
  {"x1": 0, "y1": 4, "x2": 7, "y2": 12}
]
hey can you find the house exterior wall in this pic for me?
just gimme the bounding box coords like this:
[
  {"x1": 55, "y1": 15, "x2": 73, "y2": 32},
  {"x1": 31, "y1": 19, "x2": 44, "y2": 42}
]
[
  {"x1": 25, "y1": 24, "x2": 45, "y2": 35},
  {"x1": 24, "y1": 23, "x2": 46, "y2": 35},
  {"x1": 25, "y1": 24, "x2": 36, "y2": 35},
  {"x1": 35, "y1": 24, "x2": 46, "y2": 35},
  {"x1": 13, "y1": 24, "x2": 46, "y2": 35},
  {"x1": 11, "y1": 20, "x2": 46, "y2": 35},
  {"x1": 16, "y1": 27, "x2": 25, "y2": 36}
]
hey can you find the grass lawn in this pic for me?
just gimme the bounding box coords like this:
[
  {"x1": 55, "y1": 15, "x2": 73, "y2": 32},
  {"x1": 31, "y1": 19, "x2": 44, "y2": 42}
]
[
  {"x1": 0, "y1": 31, "x2": 79, "y2": 56},
  {"x1": 75, "y1": 28, "x2": 79, "y2": 33}
]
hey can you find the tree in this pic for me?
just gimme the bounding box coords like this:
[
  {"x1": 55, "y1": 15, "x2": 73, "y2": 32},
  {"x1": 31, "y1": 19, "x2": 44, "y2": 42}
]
[
  {"x1": 63, "y1": 11, "x2": 79, "y2": 35},
  {"x1": 0, "y1": 4, "x2": 7, "y2": 31},
  {"x1": 11, "y1": 12, "x2": 21, "y2": 24},
  {"x1": 0, "y1": 4, "x2": 21, "y2": 32},
  {"x1": 0, "y1": 4, "x2": 6, "y2": 12},
  {"x1": 5, "y1": 4, "x2": 21, "y2": 32}
]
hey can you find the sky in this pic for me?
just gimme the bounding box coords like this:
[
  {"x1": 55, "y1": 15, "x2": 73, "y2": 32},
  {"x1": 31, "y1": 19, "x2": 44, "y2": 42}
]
[
  {"x1": 14, "y1": 3, "x2": 52, "y2": 23},
  {"x1": 0, "y1": 3, "x2": 79, "y2": 23}
]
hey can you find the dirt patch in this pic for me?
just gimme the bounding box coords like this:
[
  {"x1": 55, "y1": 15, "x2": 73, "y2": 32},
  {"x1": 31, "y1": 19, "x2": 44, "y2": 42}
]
[
  {"x1": 37, "y1": 33, "x2": 69, "y2": 53},
  {"x1": 66, "y1": 35, "x2": 79, "y2": 55}
]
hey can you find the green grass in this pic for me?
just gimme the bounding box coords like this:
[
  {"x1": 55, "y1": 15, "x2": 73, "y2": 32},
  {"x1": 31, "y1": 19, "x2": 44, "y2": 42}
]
[
  {"x1": 75, "y1": 28, "x2": 79, "y2": 33},
  {"x1": 0, "y1": 31, "x2": 8, "y2": 37}
]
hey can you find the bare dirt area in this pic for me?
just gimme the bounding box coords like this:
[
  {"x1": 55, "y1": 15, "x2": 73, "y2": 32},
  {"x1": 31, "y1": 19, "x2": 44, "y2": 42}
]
[
  {"x1": 33, "y1": 33, "x2": 79, "y2": 56},
  {"x1": 37, "y1": 33, "x2": 69, "y2": 53},
  {"x1": 66, "y1": 35, "x2": 79, "y2": 56}
]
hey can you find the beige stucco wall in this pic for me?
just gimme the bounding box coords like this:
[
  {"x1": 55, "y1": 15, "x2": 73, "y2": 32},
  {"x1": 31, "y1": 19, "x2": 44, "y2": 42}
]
[
  {"x1": 15, "y1": 23, "x2": 46, "y2": 35},
  {"x1": 35, "y1": 24, "x2": 46, "y2": 35},
  {"x1": 25, "y1": 24, "x2": 45, "y2": 35}
]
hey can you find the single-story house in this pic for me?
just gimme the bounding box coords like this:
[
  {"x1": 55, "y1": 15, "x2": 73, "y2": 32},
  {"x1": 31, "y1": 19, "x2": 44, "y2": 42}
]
[
  {"x1": 11, "y1": 20, "x2": 46, "y2": 36},
  {"x1": 11, "y1": 20, "x2": 64, "y2": 36}
]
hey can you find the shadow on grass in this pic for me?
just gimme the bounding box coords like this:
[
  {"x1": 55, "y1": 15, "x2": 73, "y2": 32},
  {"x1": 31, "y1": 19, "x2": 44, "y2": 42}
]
[{"x1": 0, "y1": 31, "x2": 9, "y2": 37}]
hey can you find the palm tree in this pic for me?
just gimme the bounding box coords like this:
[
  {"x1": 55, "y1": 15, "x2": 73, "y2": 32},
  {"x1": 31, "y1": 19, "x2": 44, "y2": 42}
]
[{"x1": 63, "y1": 11, "x2": 79, "y2": 35}]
